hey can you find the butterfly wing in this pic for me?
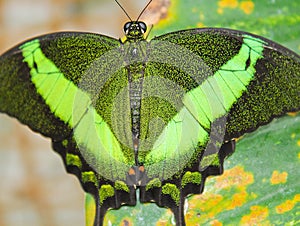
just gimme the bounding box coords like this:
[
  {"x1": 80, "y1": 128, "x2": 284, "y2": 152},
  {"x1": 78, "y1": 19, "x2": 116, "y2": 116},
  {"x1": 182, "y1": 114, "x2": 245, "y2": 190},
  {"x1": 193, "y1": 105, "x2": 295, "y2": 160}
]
[
  {"x1": 138, "y1": 28, "x2": 300, "y2": 225},
  {"x1": 0, "y1": 32, "x2": 137, "y2": 224}
]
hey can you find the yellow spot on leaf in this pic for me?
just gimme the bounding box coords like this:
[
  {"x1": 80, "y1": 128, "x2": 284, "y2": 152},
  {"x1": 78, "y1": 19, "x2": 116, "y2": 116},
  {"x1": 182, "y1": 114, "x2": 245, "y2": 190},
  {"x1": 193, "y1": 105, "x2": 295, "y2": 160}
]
[
  {"x1": 297, "y1": 140, "x2": 300, "y2": 146},
  {"x1": 239, "y1": 1, "x2": 254, "y2": 14},
  {"x1": 217, "y1": 0, "x2": 254, "y2": 15},
  {"x1": 276, "y1": 200, "x2": 294, "y2": 214},
  {"x1": 275, "y1": 194, "x2": 300, "y2": 214},
  {"x1": 241, "y1": 206, "x2": 269, "y2": 225},
  {"x1": 210, "y1": 219, "x2": 223, "y2": 226},
  {"x1": 218, "y1": 0, "x2": 238, "y2": 8},
  {"x1": 188, "y1": 193, "x2": 224, "y2": 220},
  {"x1": 270, "y1": 170, "x2": 288, "y2": 185},
  {"x1": 215, "y1": 166, "x2": 254, "y2": 190},
  {"x1": 217, "y1": 0, "x2": 237, "y2": 14},
  {"x1": 298, "y1": 152, "x2": 300, "y2": 159},
  {"x1": 184, "y1": 211, "x2": 194, "y2": 222},
  {"x1": 199, "y1": 194, "x2": 224, "y2": 215},
  {"x1": 227, "y1": 190, "x2": 247, "y2": 210},
  {"x1": 197, "y1": 22, "x2": 205, "y2": 28}
]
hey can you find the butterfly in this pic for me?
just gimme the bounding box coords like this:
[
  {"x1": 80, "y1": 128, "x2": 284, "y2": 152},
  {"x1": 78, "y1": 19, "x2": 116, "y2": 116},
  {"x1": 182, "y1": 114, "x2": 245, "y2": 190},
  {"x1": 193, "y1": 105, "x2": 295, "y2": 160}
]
[{"x1": 0, "y1": 0, "x2": 299, "y2": 225}]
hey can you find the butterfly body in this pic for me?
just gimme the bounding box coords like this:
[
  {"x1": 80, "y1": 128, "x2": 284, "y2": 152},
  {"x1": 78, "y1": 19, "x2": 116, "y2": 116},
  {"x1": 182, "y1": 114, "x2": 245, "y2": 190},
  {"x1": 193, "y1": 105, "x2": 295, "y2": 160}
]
[
  {"x1": 122, "y1": 23, "x2": 148, "y2": 162},
  {"x1": 0, "y1": 18, "x2": 299, "y2": 226}
]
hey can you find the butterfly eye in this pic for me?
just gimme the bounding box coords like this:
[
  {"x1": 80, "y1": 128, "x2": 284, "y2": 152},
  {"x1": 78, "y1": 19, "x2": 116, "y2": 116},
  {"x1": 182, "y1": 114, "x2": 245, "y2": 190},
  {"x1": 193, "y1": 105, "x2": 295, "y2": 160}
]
[
  {"x1": 138, "y1": 21, "x2": 147, "y2": 33},
  {"x1": 123, "y1": 22, "x2": 132, "y2": 33}
]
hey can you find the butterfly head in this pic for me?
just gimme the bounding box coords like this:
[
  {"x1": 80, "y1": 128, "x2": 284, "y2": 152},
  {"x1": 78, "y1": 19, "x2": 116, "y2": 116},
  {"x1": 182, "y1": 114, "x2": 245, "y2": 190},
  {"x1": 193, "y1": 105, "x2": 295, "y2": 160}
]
[{"x1": 123, "y1": 21, "x2": 147, "y2": 41}]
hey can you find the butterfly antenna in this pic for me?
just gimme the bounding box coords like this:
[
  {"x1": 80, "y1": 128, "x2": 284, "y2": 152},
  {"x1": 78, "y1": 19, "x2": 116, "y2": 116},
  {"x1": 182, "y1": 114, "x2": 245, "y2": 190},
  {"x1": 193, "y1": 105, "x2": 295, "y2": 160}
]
[
  {"x1": 136, "y1": 0, "x2": 153, "y2": 21},
  {"x1": 115, "y1": 0, "x2": 132, "y2": 21}
]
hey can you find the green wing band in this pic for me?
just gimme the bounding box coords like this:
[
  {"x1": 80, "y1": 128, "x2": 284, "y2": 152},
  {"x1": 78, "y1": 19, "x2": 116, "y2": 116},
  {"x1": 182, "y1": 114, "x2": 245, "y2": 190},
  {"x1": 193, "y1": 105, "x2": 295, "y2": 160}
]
[
  {"x1": 144, "y1": 35, "x2": 265, "y2": 179},
  {"x1": 21, "y1": 39, "x2": 130, "y2": 180},
  {"x1": 144, "y1": 106, "x2": 209, "y2": 179}
]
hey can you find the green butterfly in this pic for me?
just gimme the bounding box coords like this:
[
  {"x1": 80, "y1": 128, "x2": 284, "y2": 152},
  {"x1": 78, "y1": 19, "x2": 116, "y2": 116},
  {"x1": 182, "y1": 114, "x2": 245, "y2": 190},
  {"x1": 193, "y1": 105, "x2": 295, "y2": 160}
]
[{"x1": 0, "y1": 1, "x2": 299, "y2": 226}]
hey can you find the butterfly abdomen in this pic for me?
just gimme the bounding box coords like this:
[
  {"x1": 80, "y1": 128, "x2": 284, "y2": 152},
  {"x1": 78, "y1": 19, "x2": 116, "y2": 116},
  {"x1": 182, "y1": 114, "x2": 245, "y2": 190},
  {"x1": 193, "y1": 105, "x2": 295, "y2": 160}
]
[{"x1": 126, "y1": 61, "x2": 146, "y2": 164}]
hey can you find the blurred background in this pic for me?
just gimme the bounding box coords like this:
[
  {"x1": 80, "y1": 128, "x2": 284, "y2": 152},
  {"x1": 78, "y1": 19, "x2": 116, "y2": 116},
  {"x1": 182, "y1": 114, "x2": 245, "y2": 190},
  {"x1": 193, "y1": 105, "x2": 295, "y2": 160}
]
[{"x1": 0, "y1": 0, "x2": 164, "y2": 225}]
